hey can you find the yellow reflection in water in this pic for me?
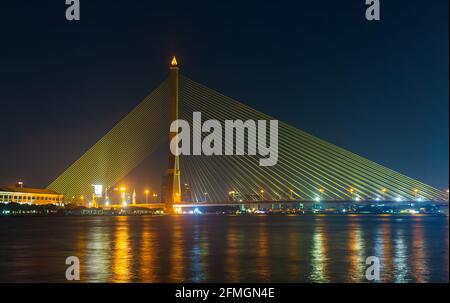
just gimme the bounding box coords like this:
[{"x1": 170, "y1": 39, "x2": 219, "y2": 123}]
[
  {"x1": 256, "y1": 221, "x2": 270, "y2": 281},
  {"x1": 375, "y1": 222, "x2": 393, "y2": 282},
  {"x1": 86, "y1": 221, "x2": 112, "y2": 282},
  {"x1": 347, "y1": 221, "x2": 365, "y2": 282},
  {"x1": 169, "y1": 217, "x2": 184, "y2": 282},
  {"x1": 287, "y1": 227, "x2": 301, "y2": 281},
  {"x1": 309, "y1": 221, "x2": 330, "y2": 282},
  {"x1": 112, "y1": 216, "x2": 131, "y2": 282},
  {"x1": 139, "y1": 217, "x2": 156, "y2": 282},
  {"x1": 75, "y1": 226, "x2": 87, "y2": 281}
]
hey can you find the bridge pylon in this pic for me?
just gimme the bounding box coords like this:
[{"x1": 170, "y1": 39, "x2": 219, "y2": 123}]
[{"x1": 164, "y1": 56, "x2": 181, "y2": 213}]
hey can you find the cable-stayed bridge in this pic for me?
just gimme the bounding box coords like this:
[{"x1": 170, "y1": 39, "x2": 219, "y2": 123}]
[{"x1": 47, "y1": 58, "x2": 448, "y2": 211}]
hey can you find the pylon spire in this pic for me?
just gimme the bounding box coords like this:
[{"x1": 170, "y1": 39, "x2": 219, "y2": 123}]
[
  {"x1": 171, "y1": 56, "x2": 178, "y2": 67},
  {"x1": 164, "y1": 56, "x2": 181, "y2": 213}
]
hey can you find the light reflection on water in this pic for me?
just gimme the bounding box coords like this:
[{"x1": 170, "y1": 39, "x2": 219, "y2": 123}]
[
  {"x1": 309, "y1": 222, "x2": 329, "y2": 282},
  {"x1": 85, "y1": 221, "x2": 113, "y2": 282},
  {"x1": 225, "y1": 218, "x2": 240, "y2": 282},
  {"x1": 0, "y1": 215, "x2": 447, "y2": 282},
  {"x1": 378, "y1": 222, "x2": 394, "y2": 282},
  {"x1": 393, "y1": 228, "x2": 408, "y2": 282},
  {"x1": 411, "y1": 222, "x2": 428, "y2": 283},
  {"x1": 112, "y1": 216, "x2": 131, "y2": 282},
  {"x1": 347, "y1": 220, "x2": 365, "y2": 282}
]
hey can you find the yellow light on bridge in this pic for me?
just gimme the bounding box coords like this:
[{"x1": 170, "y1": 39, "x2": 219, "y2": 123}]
[{"x1": 171, "y1": 56, "x2": 178, "y2": 66}]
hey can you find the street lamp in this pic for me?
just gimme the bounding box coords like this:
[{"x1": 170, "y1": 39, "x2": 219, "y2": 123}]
[
  {"x1": 413, "y1": 189, "x2": 420, "y2": 201},
  {"x1": 348, "y1": 187, "x2": 355, "y2": 200},
  {"x1": 228, "y1": 190, "x2": 236, "y2": 201},
  {"x1": 319, "y1": 188, "x2": 325, "y2": 200}
]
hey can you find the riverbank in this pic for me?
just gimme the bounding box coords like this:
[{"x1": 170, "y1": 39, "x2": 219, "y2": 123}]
[{"x1": 0, "y1": 202, "x2": 447, "y2": 217}]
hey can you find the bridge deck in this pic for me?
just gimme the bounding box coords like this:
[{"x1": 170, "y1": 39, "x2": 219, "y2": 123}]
[{"x1": 104, "y1": 200, "x2": 447, "y2": 209}]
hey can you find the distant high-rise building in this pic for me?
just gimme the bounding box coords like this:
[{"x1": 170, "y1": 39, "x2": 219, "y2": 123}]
[{"x1": 182, "y1": 183, "x2": 192, "y2": 202}]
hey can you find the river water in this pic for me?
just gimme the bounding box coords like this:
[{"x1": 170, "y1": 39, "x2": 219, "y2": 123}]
[{"x1": 0, "y1": 215, "x2": 447, "y2": 282}]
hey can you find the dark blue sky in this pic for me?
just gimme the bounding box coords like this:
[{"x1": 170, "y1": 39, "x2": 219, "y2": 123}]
[{"x1": 0, "y1": 0, "x2": 448, "y2": 189}]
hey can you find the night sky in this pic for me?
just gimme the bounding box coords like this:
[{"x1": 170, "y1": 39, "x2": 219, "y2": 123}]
[{"x1": 0, "y1": 1, "x2": 448, "y2": 190}]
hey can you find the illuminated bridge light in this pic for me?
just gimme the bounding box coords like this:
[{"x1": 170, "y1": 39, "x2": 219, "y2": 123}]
[{"x1": 171, "y1": 56, "x2": 178, "y2": 66}]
